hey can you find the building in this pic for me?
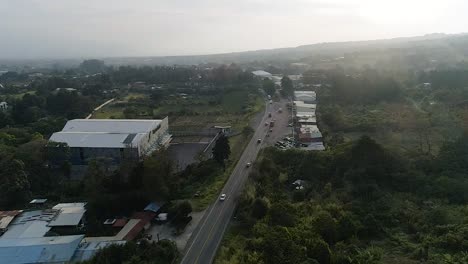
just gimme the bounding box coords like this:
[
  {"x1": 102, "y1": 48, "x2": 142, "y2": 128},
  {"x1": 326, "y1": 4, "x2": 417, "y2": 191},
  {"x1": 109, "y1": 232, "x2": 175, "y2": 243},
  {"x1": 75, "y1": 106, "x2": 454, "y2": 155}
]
[
  {"x1": 294, "y1": 91, "x2": 316, "y2": 103},
  {"x1": 0, "y1": 211, "x2": 23, "y2": 236},
  {"x1": 252, "y1": 70, "x2": 272, "y2": 79},
  {"x1": 293, "y1": 101, "x2": 316, "y2": 112},
  {"x1": 0, "y1": 235, "x2": 84, "y2": 264},
  {"x1": 297, "y1": 126, "x2": 323, "y2": 143},
  {"x1": 49, "y1": 118, "x2": 171, "y2": 165},
  {"x1": 48, "y1": 203, "x2": 86, "y2": 228},
  {"x1": 0, "y1": 204, "x2": 86, "y2": 240}
]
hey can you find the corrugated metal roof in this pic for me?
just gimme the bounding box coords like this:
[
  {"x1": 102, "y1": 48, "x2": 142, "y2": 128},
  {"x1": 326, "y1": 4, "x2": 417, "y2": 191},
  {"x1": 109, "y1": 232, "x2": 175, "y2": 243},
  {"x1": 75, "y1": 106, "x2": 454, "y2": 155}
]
[
  {"x1": 48, "y1": 203, "x2": 86, "y2": 227},
  {"x1": 1, "y1": 210, "x2": 54, "y2": 239},
  {"x1": 0, "y1": 211, "x2": 22, "y2": 230},
  {"x1": 49, "y1": 132, "x2": 144, "y2": 148},
  {"x1": 71, "y1": 240, "x2": 126, "y2": 262},
  {"x1": 0, "y1": 235, "x2": 83, "y2": 264},
  {"x1": 62, "y1": 119, "x2": 161, "y2": 134}
]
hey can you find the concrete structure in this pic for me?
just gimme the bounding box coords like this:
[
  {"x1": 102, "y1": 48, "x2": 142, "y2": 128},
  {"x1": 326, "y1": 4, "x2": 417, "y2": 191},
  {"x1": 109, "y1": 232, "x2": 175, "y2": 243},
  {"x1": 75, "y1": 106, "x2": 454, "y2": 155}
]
[{"x1": 49, "y1": 118, "x2": 171, "y2": 165}]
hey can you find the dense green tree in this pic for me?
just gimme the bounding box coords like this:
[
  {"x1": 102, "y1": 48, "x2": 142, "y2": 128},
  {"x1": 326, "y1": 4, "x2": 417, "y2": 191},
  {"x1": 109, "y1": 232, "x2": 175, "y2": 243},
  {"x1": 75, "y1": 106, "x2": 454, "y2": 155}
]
[
  {"x1": 0, "y1": 157, "x2": 30, "y2": 208},
  {"x1": 251, "y1": 197, "x2": 269, "y2": 219},
  {"x1": 262, "y1": 79, "x2": 276, "y2": 96},
  {"x1": 281, "y1": 75, "x2": 294, "y2": 96},
  {"x1": 212, "y1": 134, "x2": 231, "y2": 166},
  {"x1": 79, "y1": 59, "x2": 106, "y2": 74}
]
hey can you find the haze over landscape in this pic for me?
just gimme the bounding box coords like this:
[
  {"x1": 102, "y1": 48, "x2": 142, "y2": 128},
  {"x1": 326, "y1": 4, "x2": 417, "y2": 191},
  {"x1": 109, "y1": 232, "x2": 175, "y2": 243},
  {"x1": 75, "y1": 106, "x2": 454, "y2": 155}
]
[
  {"x1": 1, "y1": 0, "x2": 468, "y2": 59},
  {"x1": 3, "y1": 1, "x2": 468, "y2": 264}
]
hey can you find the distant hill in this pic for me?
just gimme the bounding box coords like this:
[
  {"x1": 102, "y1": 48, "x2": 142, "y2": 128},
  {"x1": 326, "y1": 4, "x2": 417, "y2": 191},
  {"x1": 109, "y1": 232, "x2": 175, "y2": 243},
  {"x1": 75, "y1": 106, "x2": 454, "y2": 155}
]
[{"x1": 102, "y1": 33, "x2": 468, "y2": 67}]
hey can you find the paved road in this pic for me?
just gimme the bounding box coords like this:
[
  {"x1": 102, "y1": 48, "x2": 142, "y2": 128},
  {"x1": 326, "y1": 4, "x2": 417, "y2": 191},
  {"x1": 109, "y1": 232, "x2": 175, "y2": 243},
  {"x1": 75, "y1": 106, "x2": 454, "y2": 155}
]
[{"x1": 180, "y1": 100, "x2": 274, "y2": 264}]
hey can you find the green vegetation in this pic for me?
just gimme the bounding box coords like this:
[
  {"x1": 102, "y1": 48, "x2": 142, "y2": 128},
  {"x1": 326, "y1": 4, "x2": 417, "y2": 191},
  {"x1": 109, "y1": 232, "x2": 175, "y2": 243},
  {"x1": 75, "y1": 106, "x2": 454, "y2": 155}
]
[
  {"x1": 83, "y1": 240, "x2": 178, "y2": 264},
  {"x1": 217, "y1": 134, "x2": 468, "y2": 263}
]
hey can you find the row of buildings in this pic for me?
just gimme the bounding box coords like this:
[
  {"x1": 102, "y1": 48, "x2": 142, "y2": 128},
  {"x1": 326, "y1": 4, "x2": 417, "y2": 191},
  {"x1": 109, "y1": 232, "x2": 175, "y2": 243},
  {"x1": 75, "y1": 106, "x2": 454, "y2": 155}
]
[
  {"x1": 293, "y1": 91, "x2": 325, "y2": 150},
  {"x1": 0, "y1": 201, "x2": 158, "y2": 263}
]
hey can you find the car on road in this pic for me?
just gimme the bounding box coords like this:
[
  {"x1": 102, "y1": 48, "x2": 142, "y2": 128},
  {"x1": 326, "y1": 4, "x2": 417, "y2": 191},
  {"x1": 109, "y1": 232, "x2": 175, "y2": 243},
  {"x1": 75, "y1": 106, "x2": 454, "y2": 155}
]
[
  {"x1": 269, "y1": 129, "x2": 273, "y2": 132},
  {"x1": 257, "y1": 138, "x2": 262, "y2": 143},
  {"x1": 246, "y1": 162, "x2": 251, "y2": 167},
  {"x1": 219, "y1": 193, "x2": 226, "y2": 201},
  {"x1": 265, "y1": 122, "x2": 269, "y2": 126}
]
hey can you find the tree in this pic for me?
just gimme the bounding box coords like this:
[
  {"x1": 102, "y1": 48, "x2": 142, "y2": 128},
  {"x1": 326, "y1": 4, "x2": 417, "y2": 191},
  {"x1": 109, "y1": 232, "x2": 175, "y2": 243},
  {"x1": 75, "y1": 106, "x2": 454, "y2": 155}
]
[
  {"x1": 281, "y1": 76, "x2": 294, "y2": 97},
  {"x1": 123, "y1": 107, "x2": 139, "y2": 119},
  {"x1": 141, "y1": 150, "x2": 173, "y2": 200},
  {"x1": 212, "y1": 134, "x2": 231, "y2": 166},
  {"x1": 80, "y1": 59, "x2": 106, "y2": 74},
  {"x1": 0, "y1": 158, "x2": 31, "y2": 208},
  {"x1": 251, "y1": 197, "x2": 269, "y2": 219},
  {"x1": 262, "y1": 79, "x2": 276, "y2": 96}
]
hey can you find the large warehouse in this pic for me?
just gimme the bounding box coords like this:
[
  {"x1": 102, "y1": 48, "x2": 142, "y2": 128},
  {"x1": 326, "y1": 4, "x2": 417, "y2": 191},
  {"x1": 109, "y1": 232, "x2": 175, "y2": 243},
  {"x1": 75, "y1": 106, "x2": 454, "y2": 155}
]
[{"x1": 49, "y1": 118, "x2": 171, "y2": 165}]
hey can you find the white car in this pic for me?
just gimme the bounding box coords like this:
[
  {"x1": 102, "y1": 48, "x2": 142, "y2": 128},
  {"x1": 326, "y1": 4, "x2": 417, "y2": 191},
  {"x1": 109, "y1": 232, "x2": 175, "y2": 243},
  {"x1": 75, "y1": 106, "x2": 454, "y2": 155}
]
[
  {"x1": 219, "y1": 193, "x2": 226, "y2": 201},
  {"x1": 246, "y1": 162, "x2": 252, "y2": 167}
]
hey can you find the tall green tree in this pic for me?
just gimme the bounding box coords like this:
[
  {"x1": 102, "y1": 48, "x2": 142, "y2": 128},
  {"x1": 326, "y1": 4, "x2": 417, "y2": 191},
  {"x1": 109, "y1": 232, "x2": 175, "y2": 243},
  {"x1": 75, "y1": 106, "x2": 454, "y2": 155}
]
[
  {"x1": 212, "y1": 134, "x2": 231, "y2": 166},
  {"x1": 262, "y1": 79, "x2": 276, "y2": 96},
  {"x1": 0, "y1": 156, "x2": 30, "y2": 208},
  {"x1": 281, "y1": 75, "x2": 294, "y2": 96}
]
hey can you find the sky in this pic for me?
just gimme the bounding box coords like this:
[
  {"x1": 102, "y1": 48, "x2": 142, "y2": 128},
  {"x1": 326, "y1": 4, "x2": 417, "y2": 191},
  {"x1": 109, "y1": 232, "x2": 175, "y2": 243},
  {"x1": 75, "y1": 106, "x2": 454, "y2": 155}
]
[{"x1": 1, "y1": 0, "x2": 467, "y2": 59}]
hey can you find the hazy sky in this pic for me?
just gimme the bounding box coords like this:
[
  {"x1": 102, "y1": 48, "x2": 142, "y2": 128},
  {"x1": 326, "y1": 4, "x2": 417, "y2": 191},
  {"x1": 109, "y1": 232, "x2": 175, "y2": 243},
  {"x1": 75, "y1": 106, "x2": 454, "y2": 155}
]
[{"x1": 1, "y1": 0, "x2": 467, "y2": 59}]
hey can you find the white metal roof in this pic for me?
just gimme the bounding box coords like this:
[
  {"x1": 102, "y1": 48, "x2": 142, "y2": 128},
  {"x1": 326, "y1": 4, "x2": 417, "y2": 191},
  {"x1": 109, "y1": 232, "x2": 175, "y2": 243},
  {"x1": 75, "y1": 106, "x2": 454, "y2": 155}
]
[
  {"x1": 48, "y1": 203, "x2": 86, "y2": 227},
  {"x1": 252, "y1": 70, "x2": 272, "y2": 77},
  {"x1": 296, "y1": 111, "x2": 316, "y2": 117},
  {"x1": 0, "y1": 235, "x2": 83, "y2": 264},
  {"x1": 62, "y1": 119, "x2": 161, "y2": 134},
  {"x1": 49, "y1": 132, "x2": 144, "y2": 148}
]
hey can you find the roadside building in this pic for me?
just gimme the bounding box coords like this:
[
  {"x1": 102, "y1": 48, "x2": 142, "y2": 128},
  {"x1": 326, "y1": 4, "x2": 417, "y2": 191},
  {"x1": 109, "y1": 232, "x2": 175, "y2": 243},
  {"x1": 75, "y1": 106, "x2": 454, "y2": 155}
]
[
  {"x1": 297, "y1": 126, "x2": 323, "y2": 143},
  {"x1": 297, "y1": 116, "x2": 317, "y2": 125},
  {"x1": 293, "y1": 101, "x2": 316, "y2": 112},
  {"x1": 49, "y1": 118, "x2": 171, "y2": 165},
  {"x1": 294, "y1": 91, "x2": 316, "y2": 103}
]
